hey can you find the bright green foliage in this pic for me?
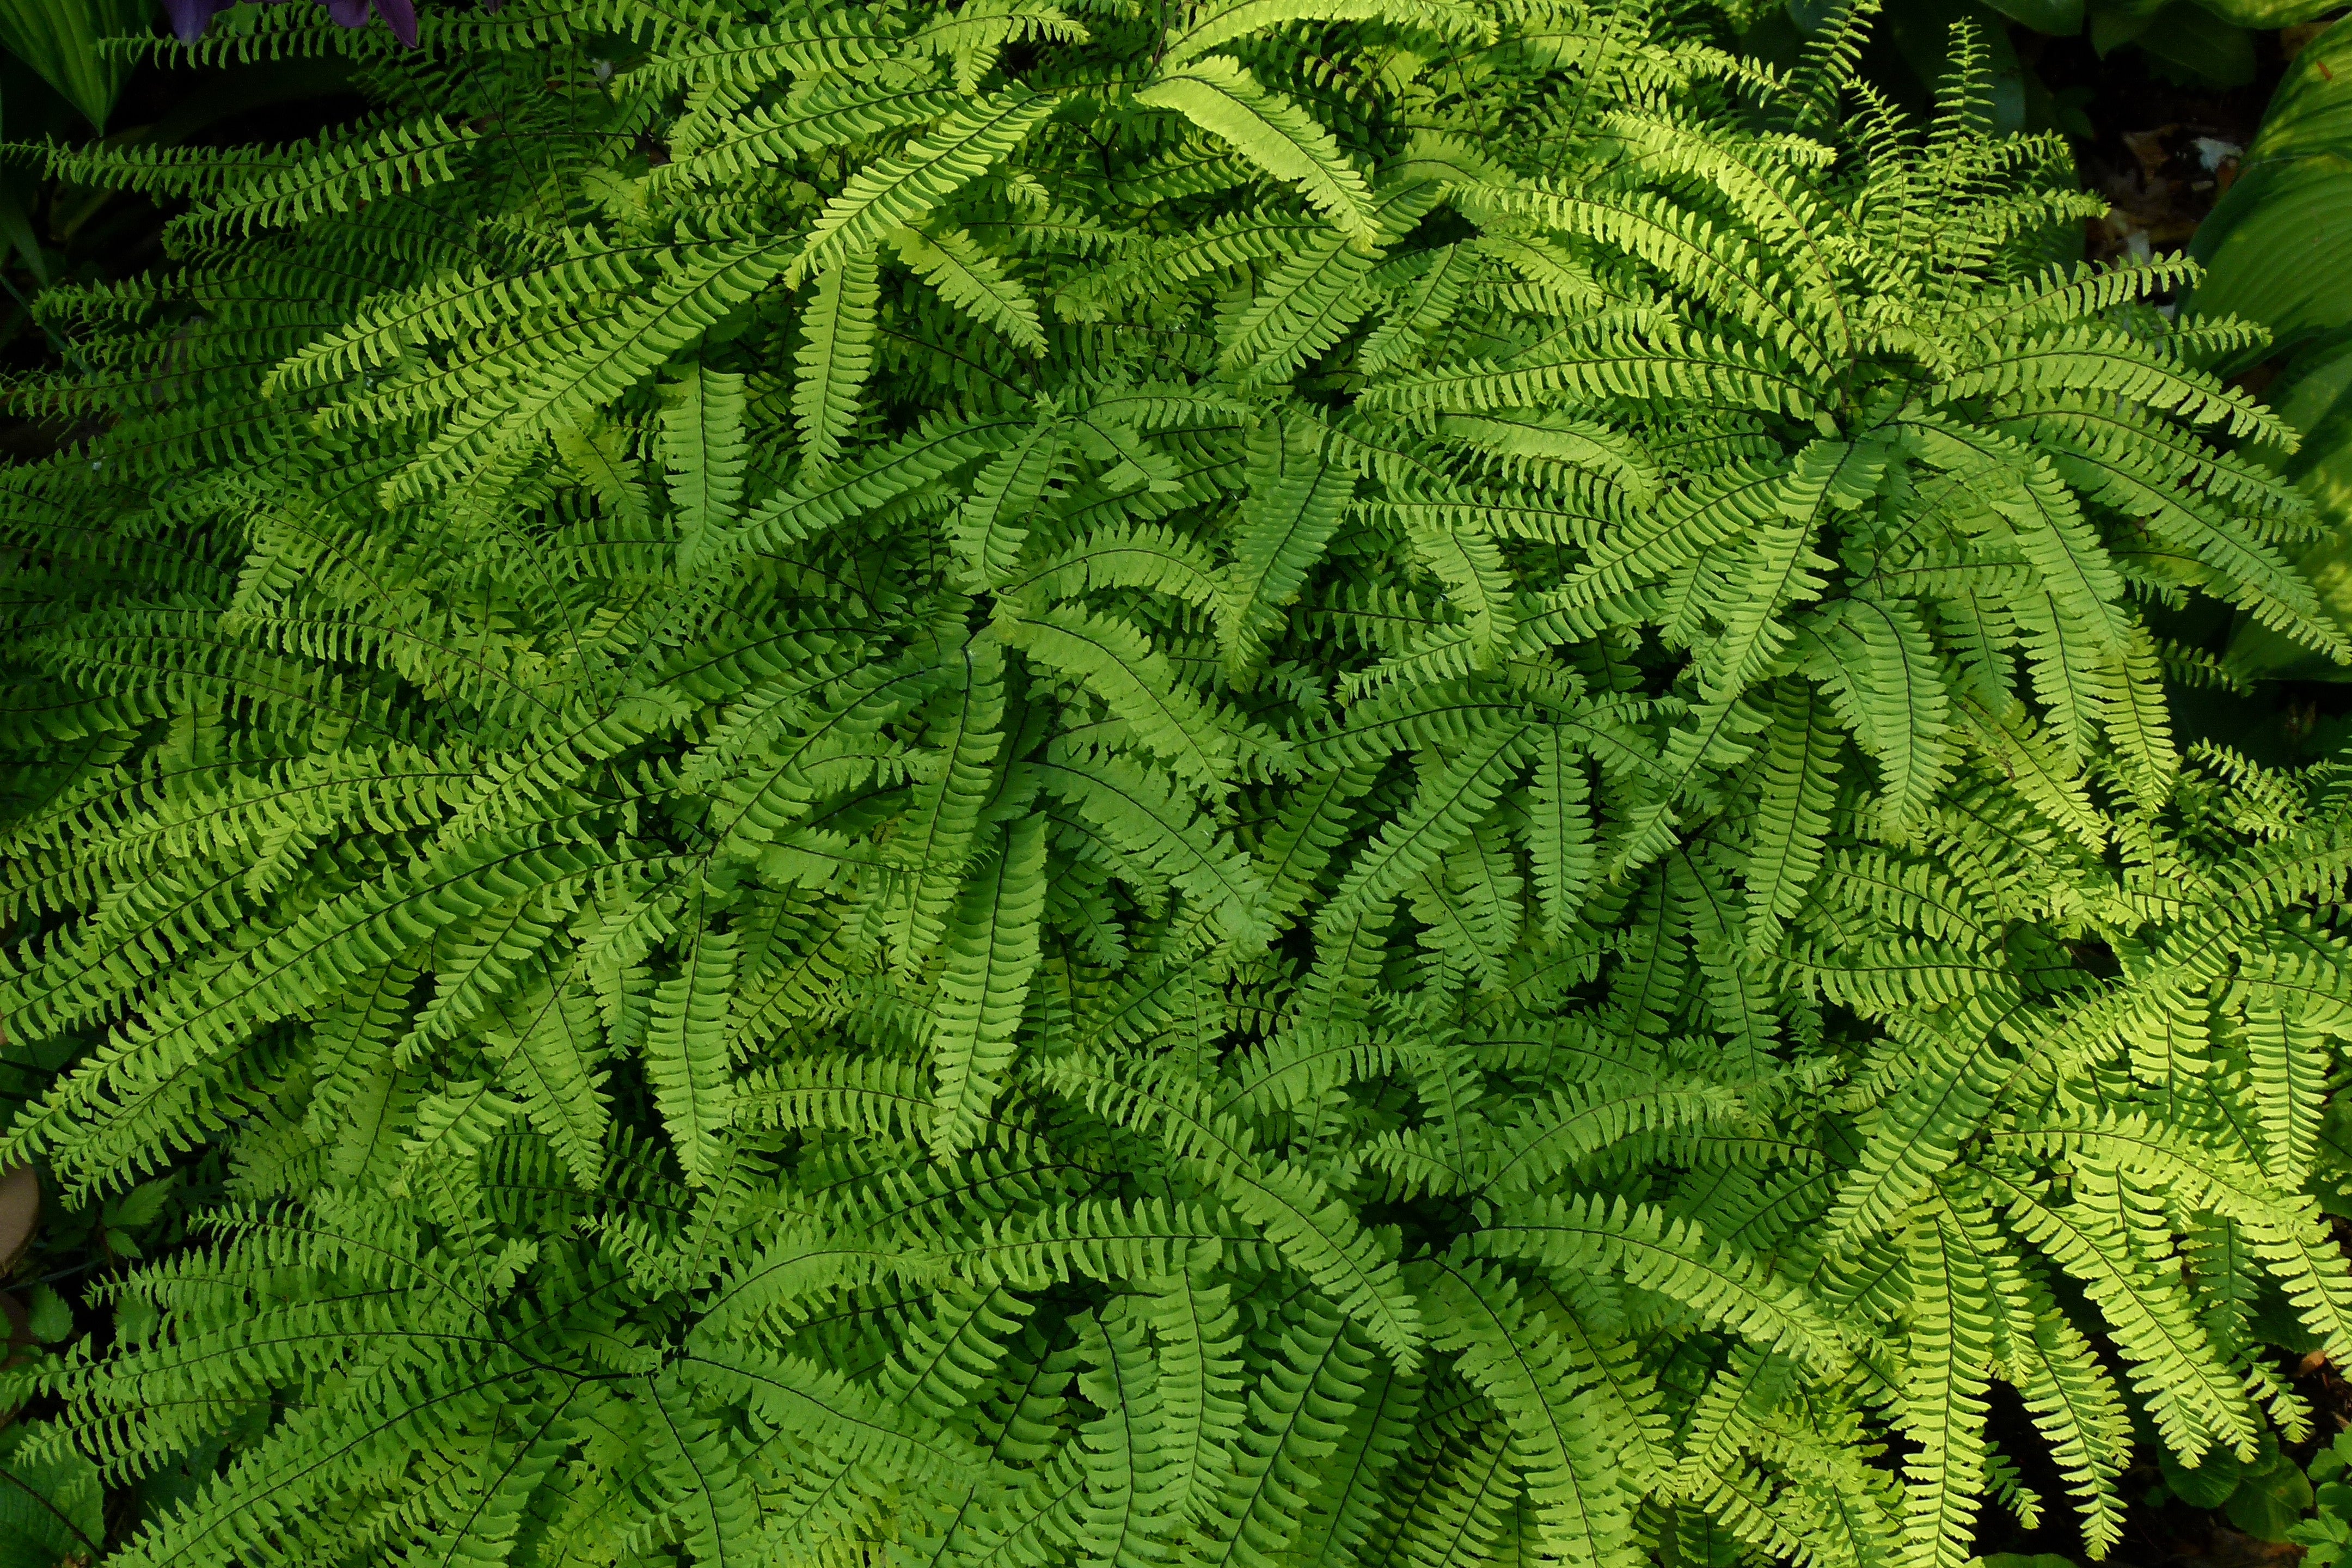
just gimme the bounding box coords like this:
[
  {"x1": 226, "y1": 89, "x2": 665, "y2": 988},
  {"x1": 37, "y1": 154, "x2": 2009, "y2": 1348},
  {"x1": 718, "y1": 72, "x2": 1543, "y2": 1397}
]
[{"x1": 3, "y1": 3, "x2": 2352, "y2": 1567}]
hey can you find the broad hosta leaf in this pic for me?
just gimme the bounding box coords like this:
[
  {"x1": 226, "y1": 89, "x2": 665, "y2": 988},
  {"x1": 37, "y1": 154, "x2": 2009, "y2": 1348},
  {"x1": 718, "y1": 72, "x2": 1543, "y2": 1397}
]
[{"x1": 2190, "y1": 154, "x2": 2352, "y2": 351}]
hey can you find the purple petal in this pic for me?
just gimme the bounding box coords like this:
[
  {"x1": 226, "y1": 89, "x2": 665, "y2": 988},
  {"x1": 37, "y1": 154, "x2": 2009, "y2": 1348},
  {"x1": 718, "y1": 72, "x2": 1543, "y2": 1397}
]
[
  {"x1": 322, "y1": 0, "x2": 372, "y2": 25},
  {"x1": 373, "y1": 0, "x2": 420, "y2": 46},
  {"x1": 162, "y1": 0, "x2": 237, "y2": 42}
]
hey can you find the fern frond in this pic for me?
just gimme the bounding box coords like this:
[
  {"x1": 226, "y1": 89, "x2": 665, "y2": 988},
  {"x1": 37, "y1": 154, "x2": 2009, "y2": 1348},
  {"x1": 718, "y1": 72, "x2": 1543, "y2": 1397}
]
[
  {"x1": 1136, "y1": 58, "x2": 1380, "y2": 240},
  {"x1": 929, "y1": 817, "x2": 1049, "y2": 1152}
]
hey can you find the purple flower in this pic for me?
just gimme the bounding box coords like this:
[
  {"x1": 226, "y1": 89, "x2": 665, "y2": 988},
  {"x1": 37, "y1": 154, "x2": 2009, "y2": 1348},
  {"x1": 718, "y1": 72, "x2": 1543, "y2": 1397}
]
[
  {"x1": 162, "y1": 0, "x2": 237, "y2": 38},
  {"x1": 326, "y1": 0, "x2": 420, "y2": 45},
  {"x1": 164, "y1": 0, "x2": 422, "y2": 48}
]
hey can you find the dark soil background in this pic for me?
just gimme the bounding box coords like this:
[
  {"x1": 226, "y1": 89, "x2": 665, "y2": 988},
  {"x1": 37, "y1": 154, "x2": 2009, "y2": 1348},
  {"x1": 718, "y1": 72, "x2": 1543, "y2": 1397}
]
[{"x1": 2041, "y1": 24, "x2": 2315, "y2": 267}]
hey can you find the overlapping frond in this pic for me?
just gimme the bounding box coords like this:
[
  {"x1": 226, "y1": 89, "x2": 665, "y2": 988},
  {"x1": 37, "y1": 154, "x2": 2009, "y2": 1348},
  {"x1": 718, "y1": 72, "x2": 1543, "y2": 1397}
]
[{"x1": 2, "y1": 2, "x2": 2345, "y2": 1566}]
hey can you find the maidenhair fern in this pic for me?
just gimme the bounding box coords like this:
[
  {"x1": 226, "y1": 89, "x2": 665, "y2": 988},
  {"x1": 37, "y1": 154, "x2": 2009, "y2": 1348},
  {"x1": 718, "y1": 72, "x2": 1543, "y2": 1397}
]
[{"x1": 4, "y1": 1, "x2": 2351, "y2": 1566}]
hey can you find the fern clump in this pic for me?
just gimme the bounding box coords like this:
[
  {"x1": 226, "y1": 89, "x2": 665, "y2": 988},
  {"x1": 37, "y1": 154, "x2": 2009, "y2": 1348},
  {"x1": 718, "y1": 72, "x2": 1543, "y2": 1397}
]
[{"x1": 3, "y1": 1, "x2": 2351, "y2": 1565}]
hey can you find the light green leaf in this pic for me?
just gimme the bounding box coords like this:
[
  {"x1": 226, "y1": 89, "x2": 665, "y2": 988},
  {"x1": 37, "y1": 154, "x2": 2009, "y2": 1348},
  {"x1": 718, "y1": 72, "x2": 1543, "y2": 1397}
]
[{"x1": 1136, "y1": 57, "x2": 1379, "y2": 239}]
